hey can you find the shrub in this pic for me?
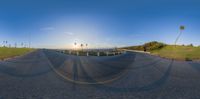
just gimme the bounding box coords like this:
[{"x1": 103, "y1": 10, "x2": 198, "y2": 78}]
[
  {"x1": 188, "y1": 44, "x2": 193, "y2": 47},
  {"x1": 123, "y1": 41, "x2": 166, "y2": 51},
  {"x1": 185, "y1": 57, "x2": 192, "y2": 61},
  {"x1": 144, "y1": 41, "x2": 166, "y2": 51}
]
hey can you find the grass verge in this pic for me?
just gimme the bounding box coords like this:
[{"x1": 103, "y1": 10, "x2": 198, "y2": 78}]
[
  {"x1": 150, "y1": 45, "x2": 200, "y2": 61},
  {"x1": 0, "y1": 47, "x2": 34, "y2": 60}
]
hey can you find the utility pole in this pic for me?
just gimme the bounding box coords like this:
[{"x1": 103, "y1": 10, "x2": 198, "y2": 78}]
[
  {"x1": 28, "y1": 32, "x2": 31, "y2": 48},
  {"x1": 74, "y1": 42, "x2": 77, "y2": 51},
  {"x1": 81, "y1": 44, "x2": 84, "y2": 51},
  {"x1": 175, "y1": 25, "x2": 185, "y2": 47},
  {"x1": 14, "y1": 43, "x2": 17, "y2": 48},
  {"x1": 2, "y1": 41, "x2": 5, "y2": 47}
]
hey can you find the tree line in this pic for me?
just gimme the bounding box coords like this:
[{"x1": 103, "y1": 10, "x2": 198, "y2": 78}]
[{"x1": 1, "y1": 41, "x2": 29, "y2": 48}]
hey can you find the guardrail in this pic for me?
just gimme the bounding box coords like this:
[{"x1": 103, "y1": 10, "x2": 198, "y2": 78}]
[{"x1": 57, "y1": 50, "x2": 126, "y2": 56}]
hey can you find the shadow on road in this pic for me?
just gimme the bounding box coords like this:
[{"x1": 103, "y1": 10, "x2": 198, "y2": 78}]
[
  {"x1": 0, "y1": 50, "x2": 66, "y2": 77},
  {"x1": 51, "y1": 50, "x2": 174, "y2": 92},
  {"x1": 189, "y1": 62, "x2": 200, "y2": 72},
  {"x1": 0, "y1": 49, "x2": 174, "y2": 93},
  {"x1": 0, "y1": 64, "x2": 53, "y2": 78},
  {"x1": 90, "y1": 59, "x2": 174, "y2": 92}
]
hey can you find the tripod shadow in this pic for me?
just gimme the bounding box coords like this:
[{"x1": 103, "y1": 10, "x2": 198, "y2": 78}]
[{"x1": 74, "y1": 58, "x2": 174, "y2": 92}]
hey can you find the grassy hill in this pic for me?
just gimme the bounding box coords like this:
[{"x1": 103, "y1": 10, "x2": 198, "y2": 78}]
[
  {"x1": 0, "y1": 47, "x2": 34, "y2": 60},
  {"x1": 123, "y1": 41, "x2": 200, "y2": 61},
  {"x1": 123, "y1": 41, "x2": 166, "y2": 51},
  {"x1": 150, "y1": 45, "x2": 200, "y2": 61}
]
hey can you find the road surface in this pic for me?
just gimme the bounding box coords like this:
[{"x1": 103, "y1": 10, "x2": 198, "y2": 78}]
[{"x1": 0, "y1": 49, "x2": 200, "y2": 99}]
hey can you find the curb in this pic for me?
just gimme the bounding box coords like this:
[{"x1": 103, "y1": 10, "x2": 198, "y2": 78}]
[{"x1": 121, "y1": 49, "x2": 150, "y2": 54}]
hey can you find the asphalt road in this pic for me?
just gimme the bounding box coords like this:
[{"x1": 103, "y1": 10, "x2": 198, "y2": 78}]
[{"x1": 0, "y1": 49, "x2": 200, "y2": 99}]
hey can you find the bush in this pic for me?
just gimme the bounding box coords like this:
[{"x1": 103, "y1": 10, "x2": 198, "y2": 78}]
[
  {"x1": 143, "y1": 41, "x2": 166, "y2": 51},
  {"x1": 188, "y1": 44, "x2": 193, "y2": 47},
  {"x1": 185, "y1": 57, "x2": 192, "y2": 61},
  {"x1": 124, "y1": 46, "x2": 144, "y2": 51},
  {"x1": 123, "y1": 41, "x2": 166, "y2": 51}
]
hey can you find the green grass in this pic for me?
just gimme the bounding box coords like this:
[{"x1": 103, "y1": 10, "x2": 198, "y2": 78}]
[
  {"x1": 150, "y1": 45, "x2": 200, "y2": 61},
  {"x1": 0, "y1": 47, "x2": 34, "y2": 60}
]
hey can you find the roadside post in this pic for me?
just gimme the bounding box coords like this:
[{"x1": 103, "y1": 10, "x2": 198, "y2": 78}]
[
  {"x1": 175, "y1": 25, "x2": 185, "y2": 47},
  {"x1": 77, "y1": 52, "x2": 79, "y2": 56}
]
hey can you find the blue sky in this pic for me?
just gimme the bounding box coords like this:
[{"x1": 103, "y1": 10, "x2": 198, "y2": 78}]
[{"x1": 0, "y1": 0, "x2": 200, "y2": 49}]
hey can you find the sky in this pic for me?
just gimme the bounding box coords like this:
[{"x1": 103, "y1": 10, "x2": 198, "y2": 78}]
[{"x1": 0, "y1": 0, "x2": 200, "y2": 49}]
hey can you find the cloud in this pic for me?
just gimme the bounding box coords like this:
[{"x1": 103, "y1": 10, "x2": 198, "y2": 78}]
[
  {"x1": 105, "y1": 38, "x2": 112, "y2": 41},
  {"x1": 65, "y1": 32, "x2": 74, "y2": 36},
  {"x1": 40, "y1": 27, "x2": 55, "y2": 31}
]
